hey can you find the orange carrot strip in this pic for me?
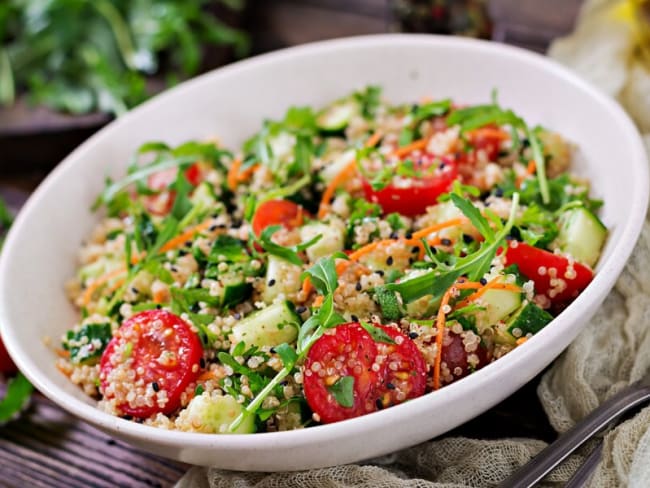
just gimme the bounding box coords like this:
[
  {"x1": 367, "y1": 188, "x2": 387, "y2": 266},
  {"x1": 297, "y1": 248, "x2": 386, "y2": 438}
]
[
  {"x1": 516, "y1": 337, "x2": 528, "y2": 346},
  {"x1": 159, "y1": 219, "x2": 214, "y2": 253},
  {"x1": 301, "y1": 277, "x2": 313, "y2": 297},
  {"x1": 454, "y1": 278, "x2": 521, "y2": 310},
  {"x1": 433, "y1": 286, "x2": 455, "y2": 390},
  {"x1": 81, "y1": 268, "x2": 128, "y2": 306},
  {"x1": 197, "y1": 370, "x2": 218, "y2": 383},
  {"x1": 313, "y1": 295, "x2": 324, "y2": 307},
  {"x1": 526, "y1": 160, "x2": 537, "y2": 174},
  {"x1": 411, "y1": 218, "x2": 468, "y2": 240},
  {"x1": 227, "y1": 158, "x2": 242, "y2": 191},
  {"x1": 55, "y1": 349, "x2": 70, "y2": 359},
  {"x1": 393, "y1": 138, "x2": 428, "y2": 158},
  {"x1": 317, "y1": 132, "x2": 383, "y2": 219}
]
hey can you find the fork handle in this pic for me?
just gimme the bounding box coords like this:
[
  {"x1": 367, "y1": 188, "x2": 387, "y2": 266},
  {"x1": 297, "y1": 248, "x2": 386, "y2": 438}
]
[{"x1": 500, "y1": 381, "x2": 650, "y2": 488}]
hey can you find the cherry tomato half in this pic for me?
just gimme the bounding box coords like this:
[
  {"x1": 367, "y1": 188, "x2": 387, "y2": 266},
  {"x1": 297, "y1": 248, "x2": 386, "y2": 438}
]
[
  {"x1": 0, "y1": 338, "x2": 17, "y2": 375},
  {"x1": 303, "y1": 323, "x2": 427, "y2": 424},
  {"x1": 145, "y1": 163, "x2": 203, "y2": 215},
  {"x1": 362, "y1": 160, "x2": 458, "y2": 217},
  {"x1": 99, "y1": 310, "x2": 203, "y2": 419},
  {"x1": 503, "y1": 241, "x2": 593, "y2": 307},
  {"x1": 440, "y1": 331, "x2": 490, "y2": 387},
  {"x1": 251, "y1": 199, "x2": 306, "y2": 237}
]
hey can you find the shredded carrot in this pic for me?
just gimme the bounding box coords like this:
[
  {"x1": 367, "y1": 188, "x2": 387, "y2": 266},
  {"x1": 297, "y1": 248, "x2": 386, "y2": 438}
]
[
  {"x1": 81, "y1": 268, "x2": 128, "y2": 306},
  {"x1": 393, "y1": 138, "x2": 429, "y2": 158},
  {"x1": 313, "y1": 295, "x2": 324, "y2": 307},
  {"x1": 159, "y1": 219, "x2": 215, "y2": 253},
  {"x1": 454, "y1": 277, "x2": 521, "y2": 310},
  {"x1": 55, "y1": 348, "x2": 70, "y2": 359},
  {"x1": 516, "y1": 337, "x2": 528, "y2": 346},
  {"x1": 227, "y1": 158, "x2": 243, "y2": 191},
  {"x1": 152, "y1": 288, "x2": 168, "y2": 304},
  {"x1": 197, "y1": 370, "x2": 218, "y2": 383},
  {"x1": 433, "y1": 286, "x2": 455, "y2": 390},
  {"x1": 301, "y1": 277, "x2": 313, "y2": 297},
  {"x1": 526, "y1": 160, "x2": 537, "y2": 174},
  {"x1": 317, "y1": 131, "x2": 383, "y2": 219},
  {"x1": 411, "y1": 217, "x2": 468, "y2": 240},
  {"x1": 56, "y1": 362, "x2": 71, "y2": 377},
  {"x1": 317, "y1": 160, "x2": 357, "y2": 219}
]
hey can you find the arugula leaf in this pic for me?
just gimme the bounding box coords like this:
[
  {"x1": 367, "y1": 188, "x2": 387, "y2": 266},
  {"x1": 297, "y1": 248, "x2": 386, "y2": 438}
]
[
  {"x1": 327, "y1": 376, "x2": 354, "y2": 408},
  {"x1": 209, "y1": 235, "x2": 250, "y2": 263},
  {"x1": 258, "y1": 225, "x2": 322, "y2": 266},
  {"x1": 301, "y1": 255, "x2": 340, "y2": 295},
  {"x1": 0, "y1": 373, "x2": 33, "y2": 425},
  {"x1": 275, "y1": 343, "x2": 298, "y2": 369},
  {"x1": 386, "y1": 193, "x2": 520, "y2": 303},
  {"x1": 169, "y1": 170, "x2": 193, "y2": 221},
  {"x1": 450, "y1": 193, "x2": 494, "y2": 241},
  {"x1": 360, "y1": 321, "x2": 396, "y2": 344},
  {"x1": 62, "y1": 323, "x2": 112, "y2": 365}
]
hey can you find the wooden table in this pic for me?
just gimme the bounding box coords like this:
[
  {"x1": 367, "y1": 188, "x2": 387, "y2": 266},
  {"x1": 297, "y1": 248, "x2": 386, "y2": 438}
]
[{"x1": 0, "y1": 1, "x2": 583, "y2": 486}]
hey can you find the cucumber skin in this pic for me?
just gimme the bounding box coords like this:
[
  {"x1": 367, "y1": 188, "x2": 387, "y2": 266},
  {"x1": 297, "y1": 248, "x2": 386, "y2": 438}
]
[
  {"x1": 507, "y1": 301, "x2": 553, "y2": 336},
  {"x1": 557, "y1": 207, "x2": 607, "y2": 268}
]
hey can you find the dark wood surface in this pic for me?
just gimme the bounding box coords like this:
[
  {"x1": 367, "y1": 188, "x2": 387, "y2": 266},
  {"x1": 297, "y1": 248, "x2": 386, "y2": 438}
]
[{"x1": 0, "y1": 1, "x2": 582, "y2": 486}]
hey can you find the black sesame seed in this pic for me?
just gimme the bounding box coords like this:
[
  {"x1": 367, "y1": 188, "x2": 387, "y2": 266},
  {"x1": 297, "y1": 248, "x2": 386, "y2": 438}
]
[
  {"x1": 199, "y1": 358, "x2": 206, "y2": 368},
  {"x1": 184, "y1": 241, "x2": 192, "y2": 247},
  {"x1": 375, "y1": 270, "x2": 385, "y2": 276},
  {"x1": 152, "y1": 381, "x2": 160, "y2": 392},
  {"x1": 405, "y1": 232, "x2": 413, "y2": 239},
  {"x1": 155, "y1": 304, "x2": 162, "y2": 310},
  {"x1": 389, "y1": 231, "x2": 399, "y2": 240},
  {"x1": 268, "y1": 279, "x2": 276, "y2": 287},
  {"x1": 375, "y1": 398, "x2": 384, "y2": 410},
  {"x1": 441, "y1": 238, "x2": 452, "y2": 246},
  {"x1": 351, "y1": 314, "x2": 359, "y2": 322},
  {"x1": 178, "y1": 250, "x2": 188, "y2": 257},
  {"x1": 386, "y1": 256, "x2": 394, "y2": 266},
  {"x1": 270, "y1": 347, "x2": 276, "y2": 354},
  {"x1": 209, "y1": 225, "x2": 218, "y2": 232},
  {"x1": 280, "y1": 381, "x2": 288, "y2": 386},
  {"x1": 190, "y1": 303, "x2": 201, "y2": 313},
  {"x1": 480, "y1": 278, "x2": 488, "y2": 285},
  {"x1": 233, "y1": 312, "x2": 241, "y2": 320},
  {"x1": 462, "y1": 234, "x2": 474, "y2": 244},
  {"x1": 408, "y1": 332, "x2": 419, "y2": 339},
  {"x1": 355, "y1": 282, "x2": 362, "y2": 291},
  {"x1": 121, "y1": 415, "x2": 133, "y2": 421},
  {"x1": 170, "y1": 266, "x2": 179, "y2": 273},
  {"x1": 408, "y1": 258, "x2": 415, "y2": 265},
  {"x1": 439, "y1": 162, "x2": 446, "y2": 169},
  {"x1": 130, "y1": 287, "x2": 139, "y2": 294},
  {"x1": 386, "y1": 382, "x2": 396, "y2": 390},
  {"x1": 411, "y1": 246, "x2": 420, "y2": 254},
  {"x1": 296, "y1": 306, "x2": 307, "y2": 314},
  {"x1": 494, "y1": 188, "x2": 504, "y2": 197}
]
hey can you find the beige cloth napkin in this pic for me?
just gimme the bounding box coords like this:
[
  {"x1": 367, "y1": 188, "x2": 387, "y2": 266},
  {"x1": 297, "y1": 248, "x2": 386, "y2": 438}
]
[{"x1": 178, "y1": 2, "x2": 650, "y2": 485}]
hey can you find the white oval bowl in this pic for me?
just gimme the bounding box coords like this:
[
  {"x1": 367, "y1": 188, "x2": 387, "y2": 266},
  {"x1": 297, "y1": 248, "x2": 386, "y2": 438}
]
[{"x1": 0, "y1": 35, "x2": 647, "y2": 471}]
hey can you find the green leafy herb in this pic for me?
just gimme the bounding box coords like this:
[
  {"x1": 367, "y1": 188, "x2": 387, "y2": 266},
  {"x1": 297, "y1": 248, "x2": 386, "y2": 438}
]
[
  {"x1": 258, "y1": 225, "x2": 322, "y2": 266},
  {"x1": 384, "y1": 193, "x2": 520, "y2": 303},
  {"x1": 62, "y1": 323, "x2": 113, "y2": 365},
  {"x1": 355, "y1": 85, "x2": 382, "y2": 119},
  {"x1": 0, "y1": 373, "x2": 33, "y2": 425},
  {"x1": 360, "y1": 321, "x2": 396, "y2": 344},
  {"x1": 326, "y1": 376, "x2": 355, "y2": 408},
  {"x1": 450, "y1": 193, "x2": 494, "y2": 241},
  {"x1": 1, "y1": 0, "x2": 248, "y2": 115}
]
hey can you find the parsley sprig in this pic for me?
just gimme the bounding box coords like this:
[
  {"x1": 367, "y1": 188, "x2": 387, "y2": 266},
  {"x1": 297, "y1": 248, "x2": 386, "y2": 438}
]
[{"x1": 228, "y1": 254, "x2": 346, "y2": 431}]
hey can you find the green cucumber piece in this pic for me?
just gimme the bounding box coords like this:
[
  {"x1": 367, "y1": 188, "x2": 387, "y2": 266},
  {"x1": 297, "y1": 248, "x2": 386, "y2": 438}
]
[
  {"x1": 320, "y1": 149, "x2": 356, "y2": 183},
  {"x1": 506, "y1": 300, "x2": 553, "y2": 336},
  {"x1": 261, "y1": 255, "x2": 302, "y2": 304},
  {"x1": 183, "y1": 393, "x2": 255, "y2": 433},
  {"x1": 316, "y1": 99, "x2": 359, "y2": 132},
  {"x1": 557, "y1": 207, "x2": 607, "y2": 267},
  {"x1": 299, "y1": 221, "x2": 345, "y2": 261},
  {"x1": 220, "y1": 272, "x2": 252, "y2": 308},
  {"x1": 231, "y1": 300, "x2": 300, "y2": 349}
]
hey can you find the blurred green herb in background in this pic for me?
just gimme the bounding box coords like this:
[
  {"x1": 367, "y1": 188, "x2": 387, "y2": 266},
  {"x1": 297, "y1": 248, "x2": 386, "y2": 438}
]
[{"x1": 0, "y1": 0, "x2": 248, "y2": 116}]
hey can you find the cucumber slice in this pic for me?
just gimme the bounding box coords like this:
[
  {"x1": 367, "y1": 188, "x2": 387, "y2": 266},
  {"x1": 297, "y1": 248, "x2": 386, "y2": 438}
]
[
  {"x1": 261, "y1": 255, "x2": 302, "y2": 304},
  {"x1": 220, "y1": 272, "x2": 252, "y2": 308},
  {"x1": 316, "y1": 99, "x2": 360, "y2": 132},
  {"x1": 424, "y1": 201, "x2": 482, "y2": 241},
  {"x1": 506, "y1": 300, "x2": 553, "y2": 336},
  {"x1": 231, "y1": 300, "x2": 300, "y2": 349},
  {"x1": 299, "y1": 221, "x2": 345, "y2": 261},
  {"x1": 182, "y1": 393, "x2": 255, "y2": 434},
  {"x1": 557, "y1": 207, "x2": 607, "y2": 267},
  {"x1": 470, "y1": 280, "x2": 522, "y2": 332},
  {"x1": 320, "y1": 149, "x2": 356, "y2": 183}
]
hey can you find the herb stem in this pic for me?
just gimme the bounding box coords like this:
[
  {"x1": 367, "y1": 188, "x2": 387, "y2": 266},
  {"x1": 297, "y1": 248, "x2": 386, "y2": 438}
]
[
  {"x1": 229, "y1": 366, "x2": 291, "y2": 431},
  {"x1": 527, "y1": 128, "x2": 550, "y2": 205},
  {"x1": 93, "y1": 0, "x2": 139, "y2": 71}
]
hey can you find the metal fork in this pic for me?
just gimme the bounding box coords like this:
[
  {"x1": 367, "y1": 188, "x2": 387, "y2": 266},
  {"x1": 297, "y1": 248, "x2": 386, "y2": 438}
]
[{"x1": 501, "y1": 373, "x2": 650, "y2": 487}]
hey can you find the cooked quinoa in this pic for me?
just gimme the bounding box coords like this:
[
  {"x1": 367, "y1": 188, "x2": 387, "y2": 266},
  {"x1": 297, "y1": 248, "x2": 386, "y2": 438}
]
[{"x1": 58, "y1": 87, "x2": 607, "y2": 433}]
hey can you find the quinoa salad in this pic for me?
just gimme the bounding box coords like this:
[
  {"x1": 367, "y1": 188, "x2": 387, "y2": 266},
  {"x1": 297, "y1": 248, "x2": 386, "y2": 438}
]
[{"x1": 58, "y1": 87, "x2": 608, "y2": 433}]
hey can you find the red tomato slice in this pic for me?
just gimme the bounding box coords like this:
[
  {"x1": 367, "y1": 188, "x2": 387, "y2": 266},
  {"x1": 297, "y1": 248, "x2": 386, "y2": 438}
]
[
  {"x1": 145, "y1": 163, "x2": 202, "y2": 215},
  {"x1": 251, "y1": 199, "x2": 305, "y2": 237},
  {"x1": 503, "y1": 241, "x2": 594, "y2": 307},
  {"x1": 0, "y1": 338, "x2": 17, "y2": 375},
  {"x1": 303, "y1": 323, "x2": 427, "y2": 424},
  {"x1": 99, "y1": 310, "x2": 203, "y2": 418},
  {"x1": 362, "y1": 160, "x2": 458, "y2": 217}
]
